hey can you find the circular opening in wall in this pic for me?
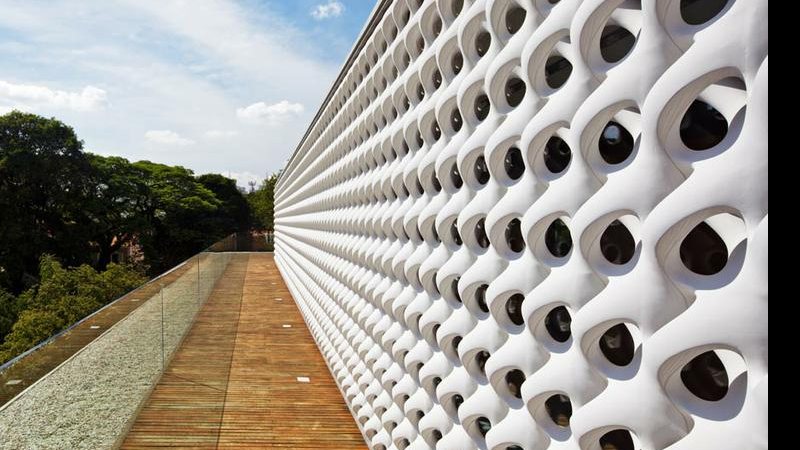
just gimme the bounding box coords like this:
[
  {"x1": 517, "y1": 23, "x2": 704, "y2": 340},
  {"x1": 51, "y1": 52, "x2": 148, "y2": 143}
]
[
  {"x1": 476, "y1": 31, "x2": 491, "y2": 58},
  {"x1": 452, "y1": 0, "x2": 464, "y2": 17},
  {"x1": 416, "y1": 409, "x2": 426, "y2": 422},
  {"x1": 453, "y1": 336, "x2": 463, "y2": 353},
  {"x1": 475, "y1": 94, "x2": 491, "y2": 121},
  {"x1": 544, "y1": 306, "x2": 572, "y2": 342},
  {"x1": 432, "y1": 121, "x2": 442, "y2": 140},
  {"x1": 545, "y1": 54, "x2": 572, "y2": 89},
  {"x1": 475, "y1": 218, "x2": 490, "y2": 248},
  {"x1": 417, "y1": 84, "x2": 426, "y2": 101},
  {"x1": 506, "y1": 5, "x2": 527, "y2": 34},
  {"x1": 474, "y1": 155, "x2": 490, "y2": 184},
  {"x1": 452, "y1": 393, "x2": 464, "y2": 412},
  {"x1": 599, "y1": 323, "x2": 635, "y2": 366},
  {"x1": 680, "y1": 100, "x2": 728, "y2": 151},
  {"x1": 451, "y1": 162, "x2": 463, "y2": 188},
  {"x1": 505, "y1": 369, "x2": 526, "y2": 398},
  {"x1": 505, "y1": 77, "x2": 526, "y2": 107},
  {"x1": 476, "y1": 350, "x2": 491, "y2": 375},
  {"x1": 398, "y1": 438, "x2": 410, "y2": 449},
  {"x1": 476, "y1": 416, "x2": 492, "y2": 437},
  {"x1": 600, "y1": 25, "x2": 636, "y2": 64},
  {"x1": 599, "y1": 429, "x2": 635, "y2": 450},
  {"x1": 506, "y1": 293, "x2": 525, "y2": 325},
  {"x1": 433, "y1": 69, "x2": 443, "y2": 89},
  {"x1": 451, "y1": 108, "x2": 463, "y2": 132},
  {"x1": 679, "y1": 221, "x2": 728, "y2": 275},
  {"x1": 545, "y1": 394, "x2": 572, "y2": 427},
  {"x1": 680, "y1": 350, "x2": 729, "y2": 401},
  {"x1": 452, "y1": 51, "x2": 464, "y2": 75},
  {"x1": 451, "y1": 221, "x2": 463, "y2": 245},
  {"x1": 433, "y1": 16, "x2": 443, "y2": 37},
  {"x1": 600, "y1": 220, "x2": 636, "y2": 265},
  {"x1": 417, "y1": 36, "x2": 426, "y2": 54},
  {"x1": 432, "y1": 173, "x2": 442, "y2": 192},
  {"x1": 475, "y1": 284, "x2": 490, "y2": 312},
  {"x1": 505, "y1": 147, "x2": 525, "y2": 180},
  {"x1": 545, "y1": 219, "x2": 572, "y2": 258},
  {"x1": 598, "y1": 121, "x2": 634, "y2": 164},
  {"x1": 543, "y1": 135, "x2": 571, "y2": 174},
  {"x1": 432, "y1": 323, "x2": 441, "y2": 340},
  {"x1": 432, "y1": 429, "x2": 443, "y2": 442},
  {"x1": 506, "y1": 219, "x2": 525, "y2": 253},
  {"x1": 680, "y1": 0, "x2": 729, "y2": 25},
  {"x1": 452, "y1": 276, "x2": 462, "y2": 301}
]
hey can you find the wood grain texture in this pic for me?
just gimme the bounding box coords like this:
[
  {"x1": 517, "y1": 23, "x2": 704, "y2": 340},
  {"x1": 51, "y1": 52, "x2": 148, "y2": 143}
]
[{"x1": 121, "y1": 253, "x2": 366, "y2": 449}]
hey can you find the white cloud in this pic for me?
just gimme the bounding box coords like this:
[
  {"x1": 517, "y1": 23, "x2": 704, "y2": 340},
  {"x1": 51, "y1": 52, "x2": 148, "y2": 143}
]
[
  {"x1": 0, "y1": 80, "x2": 108, "y2": 112},
  {"x1": 145, "y1": 129, "x2": 195, "y2": 146},
  {"x1": 204, "y1": 129, "x2": 239, "y2": 138},
  {"x1": 312, "y1": 1, "x2": 345, "y2": 20},
  {"x1": 236, "y1": 100, "x2": 304, "y2": 124},
  {"x1": 224, "y1": 171, "x2": 264, "y2": 189}
]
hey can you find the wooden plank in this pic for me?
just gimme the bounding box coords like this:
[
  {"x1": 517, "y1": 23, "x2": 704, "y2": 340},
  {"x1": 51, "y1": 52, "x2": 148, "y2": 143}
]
[{"x1": 121, "y1": 253, "x2": 366, "y2": 449}]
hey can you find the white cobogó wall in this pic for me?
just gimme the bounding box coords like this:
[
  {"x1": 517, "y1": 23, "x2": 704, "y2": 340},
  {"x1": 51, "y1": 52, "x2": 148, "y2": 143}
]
[{"x1": 273, "y1": 0, "x2": 767, "y2": 449}]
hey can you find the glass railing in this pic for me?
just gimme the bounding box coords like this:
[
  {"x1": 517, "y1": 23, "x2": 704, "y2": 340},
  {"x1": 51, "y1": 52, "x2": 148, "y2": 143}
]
[{"x1": 0, "y1": 233, "x2": 246, "y2": 448}]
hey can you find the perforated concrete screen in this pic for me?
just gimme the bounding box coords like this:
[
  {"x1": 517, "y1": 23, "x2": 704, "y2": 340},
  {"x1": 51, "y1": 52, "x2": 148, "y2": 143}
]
[{"x1": 273, "y1": 1, "x2": 767, "y2": 449}]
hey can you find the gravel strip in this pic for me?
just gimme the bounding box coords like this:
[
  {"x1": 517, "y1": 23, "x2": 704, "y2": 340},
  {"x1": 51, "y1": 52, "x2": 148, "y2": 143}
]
[{"x1": 0, "y1": 254, "x2": 231, "y2": 450}]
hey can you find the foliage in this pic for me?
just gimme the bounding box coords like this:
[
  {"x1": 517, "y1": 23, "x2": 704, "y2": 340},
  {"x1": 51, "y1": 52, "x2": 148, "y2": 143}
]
[
  {"x1": 248, "y1": 170, "x2": 281, "y2": 231},
  {"x1": 0, "y1": 111, "x2": 96, "y2": 292},
  {"x1": 0, "y1": 255, "x2": 146, "y2": 363}
]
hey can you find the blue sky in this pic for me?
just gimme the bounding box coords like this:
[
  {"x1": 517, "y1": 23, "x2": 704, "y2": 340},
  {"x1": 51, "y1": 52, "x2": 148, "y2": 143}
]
[{"x1": 0, "y1": 0, "x2": 375, "y2": 187}]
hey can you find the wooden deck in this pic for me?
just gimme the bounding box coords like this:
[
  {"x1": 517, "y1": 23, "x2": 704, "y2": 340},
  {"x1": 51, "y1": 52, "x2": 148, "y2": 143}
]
[{"x1": 121, "y1": 253, "x2": 366, "y2": 449}]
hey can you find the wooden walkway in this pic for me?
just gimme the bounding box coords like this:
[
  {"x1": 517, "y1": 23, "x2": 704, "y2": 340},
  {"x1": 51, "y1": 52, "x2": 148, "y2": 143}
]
[{"x1": 121, "y1": 253, "x2": 366, "y2": 449}]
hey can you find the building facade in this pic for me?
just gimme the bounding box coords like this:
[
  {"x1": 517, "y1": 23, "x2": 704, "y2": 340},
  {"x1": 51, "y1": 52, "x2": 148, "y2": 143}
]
[{"x1": 274, "y1": 0, "x2": 768, "y2": 449}]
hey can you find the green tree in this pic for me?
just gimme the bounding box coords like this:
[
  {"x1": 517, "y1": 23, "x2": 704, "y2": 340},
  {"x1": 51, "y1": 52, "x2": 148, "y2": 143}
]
[
  {"x1": 248, "y1": 171, "x2": 281, "y2": 231},
  {"x1": 0, "y1": 255, "x2": 146, "y2": 363},
  {"x1": 133, "y1": 161, "x2": 222, "y2": 273},
  {"x1": 85, "y1": 154, "x2": 153, "y2": 270},
  {"x1": 0, "y1": 111, "x2": 95, "y2": 292},
  {"x1": 197, "y1": 173, "x2": 251, "y2": 234}
]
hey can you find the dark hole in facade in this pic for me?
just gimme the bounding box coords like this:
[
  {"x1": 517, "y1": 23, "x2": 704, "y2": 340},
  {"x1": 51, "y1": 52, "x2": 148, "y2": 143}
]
[
  {"x1": 600, "y1": 220, "x2": 636, "y2": 265},
  {"x1": 476, "y1": 416, "x2": 492, "y2": 437},
  {"x1": 451, "y1": 221, "x2": 463, "y2": 245},
  {"x1": 545, "y1": 218, "x2": 572, "y2": 257},
  {"x1": 475, "y1": 284, "x2": 490, "y2": 312},
  {"x1": 679, "y1": 221, "x2": 728, "y2": 275},
  {"x1": 680, "y1": 350, "x2": 729, "y2": 401},
  {"x1": 544, "y1": 306, "x2": 572, "y2": 342},
  {"x1": 543, "y1": 135, "x2": 571, "y2": 173},
  {"x1": 599, "y1": 429, "x2": 635, "y2": 450},
  {"x1": 452, "y1": 276, "x2": 462, "y2": 301},
  {"x1": 506, "y1": 293, "x2": 525, "y2": 325},
  {"x1": 432, "y1": 173, "x2": 442, "y2": 192},
  {"x1": 506, "y1": 219, "x2": 525, "y2": 253},
  {"x1": 506, "y1": 5, "x2": 527, "y2": 34},
  {"x1": 475, "y1": 350, "x2": 490, "y2": 376},
  {"x1": 475, "y1": 94, "x2": 490, "y2": 121},
  {"x1": 681, "y1": 0, "x2": 728, "y2": 25},
  {"x1": 451, "y1": 163, "x2": 463, "y2": 188},
  {"x1": 545, "y1": 394, "x2": 572, "y2": 427},
  {"x1": 452, "y1": 0, "x2": 464, "y2": 17},
  {"x1": 476, "y1": 31, "x2": 491, "y2": 57},
  {"x1": 417, "y1": 84, "x2": 426, "y2": 101},
  {"x1": 505, "y1": 147, "x2": 525, "y2": 180},
  {"x1": 451, "y1": 108, "x2": 463, "y2": 132},
  {"x1": 506, "y1": 77, "x2": 526, "y2": 107},
  {"x1": 433, "y1": 69, "x2": 442, "y2": 89},
  {"x1": 599, "y1": 121, "x2": 634, "y2": 164},
  {"x1": 505, "y1": 369, "x2": 526, "y2": 398},
  {"x1": 680, "y1": 100, "x2": 728, "y2": 150},
  {"x1": 474, "y1": 155, "x2": 490, "y2": 184},
  {"x1": 452, "y1": 51, "x2": 464, "y2": 75},
  {"x1": 599, "y1": 323, "x2": 635, "y2": 366},
  {"x1": 545, "y1": 54, "x2": 572, "y2": 89},
  {"x1": 475, "y1": 218, "x2": 490, "y2": 248},
  {"x1": 600, "y1": 25, "x2": 636, "y2": 63},
  {"x1": 452, "y1": 393, "x2": 464, "y2": 411},
  {"x1": 432, "y1": 121, "x2": 441, "y2": 140}
]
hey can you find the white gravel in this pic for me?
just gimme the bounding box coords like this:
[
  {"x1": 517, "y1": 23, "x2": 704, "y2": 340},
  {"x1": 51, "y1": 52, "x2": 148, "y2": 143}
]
[{"x1": 0, "y1": 254, "x2": 231, "y2": 450}]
